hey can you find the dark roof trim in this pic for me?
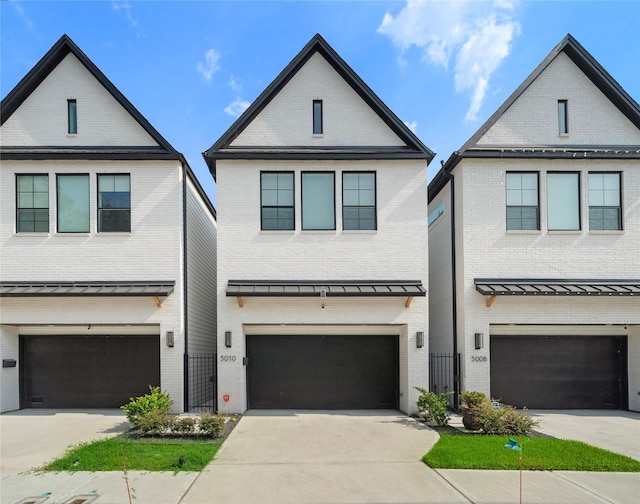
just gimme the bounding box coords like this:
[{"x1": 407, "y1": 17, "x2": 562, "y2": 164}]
[
  {"x1": 203, "y1": 33, "x2": 434, "y2": 179},
  {"x1": 475, "y1": 278, "x2": 640, "y2": 297},
  {"x1": 1, "y1": 281, "x2": 176, "y2": 297},
  {"x1": 0, "y1": 34, "x2": 177, "y2": 155},
  {"x1": 0, "y1": 146, "x2": 181, "y2": 161},
  {"x1": 210, "y1": 147, "x2": 430, "y2": 161},
  {"x1": 226, "y1": 280, "x2": 426, "y2": 297},
  {"x1": 428, "y1": 34, "x2": 640, "y2": 202}
]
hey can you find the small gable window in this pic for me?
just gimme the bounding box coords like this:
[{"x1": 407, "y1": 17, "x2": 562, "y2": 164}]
[
  {"x1": 313, "y1": 100, "x2": 323, "y2": 135},
  {"x1": 68, "y1": 99, "x2": 77, "y2": 134},
  {"x1": 557, "y1": 100, "x2": 568, "y2": 135}
]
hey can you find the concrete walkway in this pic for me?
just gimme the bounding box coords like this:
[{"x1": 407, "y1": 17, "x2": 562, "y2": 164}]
[{"x1": 2, "y1": 409, "x2": 639, "y2": 503}]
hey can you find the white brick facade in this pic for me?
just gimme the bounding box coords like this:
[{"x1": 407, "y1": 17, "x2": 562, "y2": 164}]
[{"x1": 428, "y1": 35, "x2": 640, "y2": 411}]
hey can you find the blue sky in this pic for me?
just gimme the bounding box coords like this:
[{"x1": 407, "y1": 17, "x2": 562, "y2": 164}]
[{"x1": 2, "y1": 1, "x2": 639, "y2": 207}]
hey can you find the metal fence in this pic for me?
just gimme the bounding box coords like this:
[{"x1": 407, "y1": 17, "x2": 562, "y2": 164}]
[
  {"x1": 429, "y1": 352, "x2": 460, "y2": 407},
  {"x1": 186, "y1": 353, "x2": 216, "y2": 413}
]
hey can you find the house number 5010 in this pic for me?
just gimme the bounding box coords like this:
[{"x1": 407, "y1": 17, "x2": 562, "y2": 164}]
[
  {"x1": 220, "y1": 355, "x2": 236, "y2": 362},
  {"x1": 471, "y1": 356, "x2": 487, "y2": 363}
]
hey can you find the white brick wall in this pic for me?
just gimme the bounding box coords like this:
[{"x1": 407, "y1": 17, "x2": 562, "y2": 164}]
[
  {"x1": 231, "y1": 53, "x2": 404, "y2": 148},
  {"x1": 0, "y1": 325, "x2": 20, "y2": 412},
  {"x1": 477, "y1": 53, "x2": 640, "y2": 146},
  {"x1": 1, "y1": 54, "x2": 157, "y2": 147},
  {"x1": 217, "y1": 159, "x2": 429, "y2": 414}
]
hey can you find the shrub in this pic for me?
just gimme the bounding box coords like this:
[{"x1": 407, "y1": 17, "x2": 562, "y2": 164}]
[
  {"x1": 173, "y1": 416, "x2": 196, "y2": 435},
  {"x1": 415, "y1": 387, "x2": 453, "y2": 426},
  {"x1": 198, "y1": 413, "x2": 226, "y2": 438},
  {"x1": 137, "y1": 410, "x2": 172, "y2": 436},
  {"x1": 459, "y1": 391, "x2": 488, "y2": 408},
  {"x1": 474, "y1": 402, "x2": 539, "y2": 436},
  {"x1": 121, "y1": 386, "x2": 173, "y2": 425}
]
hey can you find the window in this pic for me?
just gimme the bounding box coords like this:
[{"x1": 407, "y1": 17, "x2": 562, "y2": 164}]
[
  {"x1": 68, "y1": 99, "x2": 77, "y2": 134},
  {"x1": 343, "y1": 172, "x2": 376, "y2": 230},
  {"x1": 98, "y1": 174, "x2": 131, "y2": 232},
  {"x1": 589, "y1": 172, "x2": 621, "y2": 230},
  {"x1": 313, "y1": 100, "x2": 323, "y2": 134},
  {"x1": 428, "y1": 200, "x2": 444, "y2": 227},
  {"x1": 261, "y1": 172, "x2": 294, "y2": 230},
  {"x1": 558, "y1": 100, "x2": 568, "y2": 135},
  {"x1": 16, "y1": 174, "x2": 49, "y2": 232},
  {"x1": 547, "y1": 172, "x2": 580, "y2": 230},
  {"x1": 302, "y1": 172, "x2": 334, "y2": 230},
  {"x1": 506, "y1": 172, "x2": 539, "y2": 230},
  {"x1": 57, "y1": 174, "x2": 89, "y2": 232}
]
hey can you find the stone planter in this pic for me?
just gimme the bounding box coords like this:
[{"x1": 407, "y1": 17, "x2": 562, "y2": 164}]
[{"x1": 461, "y1": 406, "x2": 481, "y2": 431}]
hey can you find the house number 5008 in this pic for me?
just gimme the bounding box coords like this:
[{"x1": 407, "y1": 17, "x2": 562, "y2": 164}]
[
  {"x1": 220, "y1": 355, "x2": 236, "y2": 362},
  {"x1": 471, "y1": 356, "x2": 487, "y2": 363}
]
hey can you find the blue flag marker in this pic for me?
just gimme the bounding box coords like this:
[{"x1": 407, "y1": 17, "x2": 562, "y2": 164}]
[{"x1": 504, "y1": 438, "x2": 522, "y2": 450}]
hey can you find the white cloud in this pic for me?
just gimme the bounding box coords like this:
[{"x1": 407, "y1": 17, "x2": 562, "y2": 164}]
[
  {"x1": 12, "y1": 2, "x2": 35, "y2": 30},
  {"x1": 378, "y1": 0, "x2": 520, "y2": 121},
  {"x1": 228, "y1": 75, "x2": 242, "y2": 94},
  {"x1": 404, "y1": 120, "x2": 418, "y2": 133},
  {"x1": 112, "y1": 1, "x2": 139, "y2": 28},
  {"x1": 197, "y1": 48, "x2": 222, "y2": 83},
  {"x1": 224, "y1": 98, "x2": 250, "y2": 118}
]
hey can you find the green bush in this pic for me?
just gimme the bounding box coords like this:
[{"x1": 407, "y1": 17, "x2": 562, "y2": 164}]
[
  {"x1": 173, "y1": 416, "x2": 197, "y2": 435},
  {"x1": 198, "y1": 413, "x2": 226, "y2": 438},
  {"x1": 474, "y1": 402, "x2": 538, "y2": 436},
  {"x1": 415, "y1": 387, "x2": 452, "y2": 426},
  {"x1": 459, "y1": 391, "x2": 488, "y2": 407},
  {"x1": 121, "y1": 386, "x2": 173, "y2": 425},
  {"x1": 137, "y1": 410, "x2": 172, "y2": 436}
]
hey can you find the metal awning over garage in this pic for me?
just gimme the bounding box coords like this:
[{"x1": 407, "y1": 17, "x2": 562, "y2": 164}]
[
  {"x1": 0, "y1": 281, "x2": 175, "y2": 307},
  {"x1": 227, "y1": 280, "x2": 426, "y2": 308},
  {"x1": 475, "y1": 278, "x2": 640, "y2": 306}
]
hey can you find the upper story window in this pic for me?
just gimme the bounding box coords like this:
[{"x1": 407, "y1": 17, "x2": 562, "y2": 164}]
[
  {"x1": 261, "y1": 172, "x2": 294, "y2": 230},
  {"x1": 557, "y1": 100, "x2": 568, "y2": 135},
  {"x1": 302, "y1": 172, "x2": 335, "y2": 230},
  {"x1": 98, "y1": 174, "x2": 131, "y2": 232},
  {"x1": 16, "y1": 174, "x2": 49, "y2": 233},
  {"x1": 547, "y1": 172, "x2": 580, "y2": 231},
  {"x1": 343, "y1": 172, "x2": 376, "y2": 230},
  {"x1": 428, "y1": 200, "x2": 444, "y2": 227},
  {"x1": 313, "y1": 100, "x2": 323, "y2": 135},
  {"x1": 589, "y1": 172, "x2": 622, "y2": 230},
  {"x1": 506, "y1": 172, "x2": 539, "y2": 230},
  {"x1": 68, "y1": 99, "x2": 77, "y2": 134},
  {"x1": 57, "y1": 174, "x2": 89, "y2": 233}
]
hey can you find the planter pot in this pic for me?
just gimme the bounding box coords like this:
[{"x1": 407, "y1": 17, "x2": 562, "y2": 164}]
[{"x1": 461, "y1": 407, "x2": 481, "y2": 431}]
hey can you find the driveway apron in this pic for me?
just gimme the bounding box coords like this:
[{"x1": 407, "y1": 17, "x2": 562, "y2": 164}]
[{"x1": 180, "y1": 410, "x2": 467, "y2": 504}]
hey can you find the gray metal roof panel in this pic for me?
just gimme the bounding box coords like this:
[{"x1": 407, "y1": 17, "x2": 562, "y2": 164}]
[
  {"x1": 474, "y1": 279, "x2": 640, "y2": 297},
  {"x1": 0, "y1": 281, "x2": 175, "y2": 297},
  {"x1": 226, "y1": 280, "x2": 426, "y2": 297}
]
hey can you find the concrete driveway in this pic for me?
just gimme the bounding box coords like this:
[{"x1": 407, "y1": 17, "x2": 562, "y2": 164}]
[
  {"x1": 181, "y1": 410, "x2": 465, "y2": 504},
  {"x1": 0, "y1": 409, "x2": 131, "y2": 471},
  {"x1": 529, "y1": 409, "x2": 640, "y2": 460}
]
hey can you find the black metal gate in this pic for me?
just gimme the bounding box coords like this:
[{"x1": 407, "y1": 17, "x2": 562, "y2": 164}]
[
  {"x1": 186, "y1": 353, "x2": 216, "y2": 413},
  {"x1": 429, "y1": 352, "x2": 460, "y2": 406}
]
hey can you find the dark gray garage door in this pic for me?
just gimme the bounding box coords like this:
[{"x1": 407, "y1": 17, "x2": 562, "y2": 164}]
[
  {"x1": 491, "y1": 335, "x2": 627, "y2": 409},
  {"x1": 20, "y1": 335, "x2": 160, "y2": 408},
  {"x1": 247, "y1": 335, "x2": 398, "y2": 409}
]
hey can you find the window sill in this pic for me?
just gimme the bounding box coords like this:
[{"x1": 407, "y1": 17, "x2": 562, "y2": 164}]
[
  {"x1": 342, "y1": 230, "x2": 377, "y2": 234},
  {"x1": 97, "y1": 232, "x2": 131, "y2": 237},
  {"x1": 54, "y1": 233, "x2": 91, "y2": 237},
  {"x1": 547, "y1": 230, "x2": 582, "y2": 235},
  {"x1": 260, "y1": 230, "x2": 295, "y2": 234},
  {"x1": 505, "y1": 230, "x2": 541, "y2": 235},
  {"x1": 66, "y1": 134, "x2": 77, "y2": 138},
  {"x1": 13, "y1": 232, "x2": 50, "y2": 237},
  {"x1": 300, "y1": 230, "x2": 336, "y2": 234},
  {"x1": 558, "y1": 133, "x2": 569, "y2": 138},
  {"x1": 589, "y1": 230, "x2": 624, "y2": 235},
  {"x1": 312, "y1": 134, "x2": 324, "y2": 139}
]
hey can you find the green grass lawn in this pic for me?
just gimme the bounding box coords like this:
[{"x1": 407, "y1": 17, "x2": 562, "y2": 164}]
[
  {"x1": 424, "y1": 427, "x2": 640, "y2": 472},
  {"x1": 43, "y1": 436, "x2": 221, "y2": 472}
]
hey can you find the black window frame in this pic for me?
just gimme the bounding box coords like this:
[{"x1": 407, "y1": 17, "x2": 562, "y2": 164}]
[
  {"x1": 56, "y1": 173, "x2": 90, "y2": 233},
  {"x1": 301, "y1": 171, "x2": 335, "y2": 231},
  {"x1": 260, "y1": 171, "x2": 295, "y2": 231},
  {"x1": 342, "y1": 171, "x2": 377, "y2": 231},
  {"x1": 547, "y1": 171, "x2": 581, "y2": 231},
  {"x1": 505, "y1": 172, "x2": 540, "y2": 231},
  {"x1": 16, "y1": 174, "x2": 49, "y2": 233},
  {"x1": 588, "y1": 172, "x2": 622, "y2": 231},
  {"x1": 558, "y1": 99, "x2": 568, "y2": 135},
  {"x1": 313, "y1": 100, "x2": 323, "y2": 135},
  {"x1": 68, "y1": 99, "x2": 77, "y2": 134},
  {"x1": 97, "y1": 173, "x2": 131, "y2": 233}
]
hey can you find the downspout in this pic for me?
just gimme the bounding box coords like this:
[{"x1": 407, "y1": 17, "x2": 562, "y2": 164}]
[
  {"x1": 446, "y1": 165, "x2": 460, "y2": 408},
  {"x1": 182, "y1": 162, "x2": 189, "y2": 412}
]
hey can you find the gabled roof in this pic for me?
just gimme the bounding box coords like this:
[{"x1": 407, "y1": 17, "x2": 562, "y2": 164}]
[
  {"x1": 0, "y1": 34, "x2": 177, "y2": 157},
  {"x1": 429, "y1": 33, "x2": 640, "y2": 202},
  {"x1": 204, "y1": 34, "x2": 434, "y2": 179}
]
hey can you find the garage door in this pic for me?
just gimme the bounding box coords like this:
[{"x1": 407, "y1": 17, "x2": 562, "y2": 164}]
[
  {"x1": 20, "y1": 335, "x2": 160, "y2": 408},
  {"x1": 491, "y1": 336, "x2": 627, "y2": 409},
  {"x1": 247, "y1": 335, "x2": 398, "y2": 409}
]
